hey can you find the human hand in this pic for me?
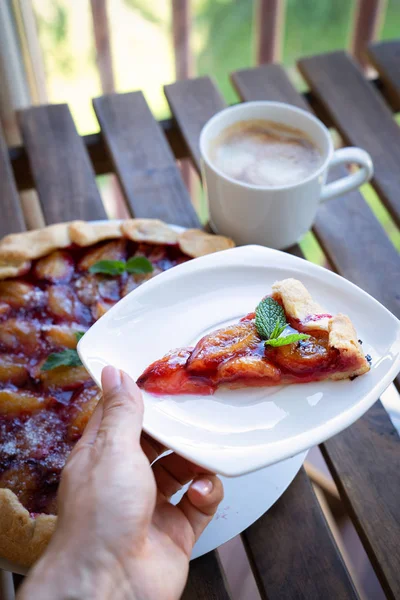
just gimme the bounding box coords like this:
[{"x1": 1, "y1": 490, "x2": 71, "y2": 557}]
[{"x1": 18, "y1": 366, "x2": 223, "y2": 600}]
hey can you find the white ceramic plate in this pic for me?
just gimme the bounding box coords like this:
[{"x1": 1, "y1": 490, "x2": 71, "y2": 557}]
[{"x1": 78, "y1": 245, "x2": 400, "y2": 477}]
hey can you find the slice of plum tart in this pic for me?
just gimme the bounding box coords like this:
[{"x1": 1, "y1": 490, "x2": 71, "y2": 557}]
[{"x1": 138, "y1": 279, "x2": 371, "y2": 395}]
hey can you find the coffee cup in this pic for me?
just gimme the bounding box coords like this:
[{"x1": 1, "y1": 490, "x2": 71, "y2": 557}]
[{"x1": 199, "y1": 101, "x2": 373, "y2": 249}]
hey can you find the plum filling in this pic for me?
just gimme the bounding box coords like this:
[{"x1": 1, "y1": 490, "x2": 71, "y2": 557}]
[
  {"x1": 137, "y1": 308, "x2": 359, "y2": 396},
  {"x1": 0, "y1": 239, "x2": 190, "y2": 514}
]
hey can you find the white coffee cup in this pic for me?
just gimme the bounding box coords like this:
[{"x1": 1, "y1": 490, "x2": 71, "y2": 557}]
[{"x1": 199, "y1": 101, "x2": 373, "y2": 249}]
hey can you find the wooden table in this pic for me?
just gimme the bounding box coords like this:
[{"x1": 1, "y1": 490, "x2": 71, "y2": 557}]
[{"x1": 2, "y1": 40, "x2": 400, "y2": 600}]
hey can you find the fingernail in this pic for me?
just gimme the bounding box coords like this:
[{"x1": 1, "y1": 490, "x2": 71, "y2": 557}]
[
  {"x1": 191, "y1": 478, "x2": 213, "y2": 496},
  {"x1": 102, "y1": 366, "x2": 121, "y2": 390}
]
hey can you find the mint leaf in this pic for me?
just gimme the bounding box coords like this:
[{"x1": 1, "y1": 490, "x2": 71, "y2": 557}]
[
  {"x1": 255, "y1": 297, "x2": 287, "y2": 340},
  {"x1": 270, "y1": 320, "x2": 287, "y2": 340},
  {"x1": 75, "y1": 331, "x2": 85, "y2": 342},
  {"x1": 126, "y1": 256, "x2": 153, "y2": 275},
  {"x1": 89, "y1": 260, "x2": 126, "y2": 275},
  {"x1": 265, "y1": 333, "x2": 310, "y2": 347},
  {"x1": 41, "y1": 349, "x2": 82, "y2": 371}
]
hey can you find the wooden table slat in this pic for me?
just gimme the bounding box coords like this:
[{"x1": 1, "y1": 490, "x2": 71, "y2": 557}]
[
  {"x1": 242, "y1": 469, "x2": 358, "y2": 600},
  {"x1": 0, "y1": 126, "x2": 26, "y2": 235},
  {"x1": 231, "y1": 62, "x2": 400, "y2": 599},
  {"x1": 164, "y1": 74, "x2": 358, "y2": 598},
  {"x1": 367, "y1": 40, "x2": 400, "y2": 112},
  {"x1": 93, "y1": 91, "x2": 200, "y2": 227},
  {"x1": 182, "y1": 552, "x2": 232, "y2": 600},
  {"x1": 322, "y1": 401, "x2": 400, "y2": 600},
  {"x1": 297, "y1": 50, "x2": 400, "y2": 227},
  {"x1": 18, "y1": 104, "x2": 107, "y2": 223},
  {"x1": 164, "y1": 76, "x2": 226, "y2": 175}
]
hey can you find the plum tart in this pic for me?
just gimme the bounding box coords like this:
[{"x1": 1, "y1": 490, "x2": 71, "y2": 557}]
[
  {"x1": 138, "y1": 279, "x2": 370, "y2": 395},
  {"x1": 0, "y1": 218, "x2": 233, "y2": 566}
]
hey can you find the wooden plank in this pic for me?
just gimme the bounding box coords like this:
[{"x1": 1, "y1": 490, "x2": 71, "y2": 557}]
[
  {"x1": 351, "y1": 0, "x2": 386, "y2": 69},
  {"x1": 242, "y1": 469, "x2": 358, "y2": 599},
  {"x1": 232, "y1": 62, "x2": 400, "y2": 598},
  {"x1": 18, "y1": 104, "x2": 107, "y2": 222},
  {"x1": 164, "y1": 76, "x2": 226, "y2": 174},
  {"x1": 9, "y1": 118, "x2": 190, "y2": 193},
  {"x1": 182, "y1": 553, "x2": 231, "y2": 600},
  {"x1": 368, "y1": 40, "x2": 400, "y2": 111},
  {"x1": 93, "y1": 91, "x2": 199, "y2": 227},
  {"x1": 298, "y1": 50, "x2": 400, "y2": 226},
  {"x1": 90, "y1": 0, "x2": 115, "y2": 94},
  {"x1": 0, "y1": 124, "x2": 26, "y2": 236},
  {"x1": 322, "y1": 401, "x2": 400, "y2": 600},
  {"x1": 255, "y1": 0, "x2": 285, "y2": 64}
]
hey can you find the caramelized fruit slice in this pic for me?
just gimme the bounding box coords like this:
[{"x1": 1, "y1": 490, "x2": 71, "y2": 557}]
[
  {"x1": 38, "y1": 364, "x2": 91, "y2": 390},
  {"x1": 44, "y1": 324, "x2": 85, "y2": 349},
  {"x1": 75, "y1": 274, "x2": 120, "y2": 305},
  {"x1": 0, "y1": 389, "x2": 50, "y2": 416},
  {"x1": 188, "y1": 322, "x2": 261, "y2": 372},
  {"x1": 34, "y1": 250, "x2": 74, "y2": 283},
  {"x1": 137, "y1": 348, "x2": 215, "y2": 395},
  {"x1": 68, "y1": 387, "x2": 100, "y2": 440},
  {"x1": 122, "y1": 268, "x2": 161, "y2": 297},
  {"x1": 0, "y1": 464, "x2": 38, "y2": 509},
  {"x1": 0, "y1": 302, "x2": 10, "y2": 317},
  {"x1": 0, "y1": 355, "x2": 29, "y2": 385},
  {"x1": 0, "y1": 319, "x2": 41, "y2": 352},
  {"x1": 48, "y1": 285, "x2": 90, "y2": 323},
  {"x1": 91, "y1": 300, "x2": 116, "y2": 320},
  {"x1": 217, "y1": 355, "x2": 281, "y2": 384},
  {"x1": 0, "y1": 281, "x2": 42, "y2": 309},
  {"x1": 78, "y1": 240, "x2": 126, "y2": 271},
  {"x1": 270, "y1": 334, "x2": 331, "y2": 374}
]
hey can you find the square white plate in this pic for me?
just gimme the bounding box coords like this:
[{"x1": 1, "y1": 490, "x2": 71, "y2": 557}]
[{"x1": 78, "y1": 245, "x2": 400, "y2": 476}]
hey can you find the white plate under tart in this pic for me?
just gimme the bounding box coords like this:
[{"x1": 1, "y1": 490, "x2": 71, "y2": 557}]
[{"x1": 78, "y1": 245, "x2": 400, "y2": 477}]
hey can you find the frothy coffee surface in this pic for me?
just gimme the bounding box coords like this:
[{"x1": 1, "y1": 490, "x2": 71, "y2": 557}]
[{"x1": 210, "y1": 119, "x2": 322, "y2": 187}]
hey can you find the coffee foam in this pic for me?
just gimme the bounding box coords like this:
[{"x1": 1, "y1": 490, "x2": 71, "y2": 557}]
[{"x1": 210, "y1": 120, "x2": 322, "y2": 187}]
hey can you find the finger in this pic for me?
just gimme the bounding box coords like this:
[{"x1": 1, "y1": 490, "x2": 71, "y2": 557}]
[
  {"x1": 141, "y1": 432, "x2": 167, "y2": 464},
  {"x1": 177, "y1": 475, "x2": 224, "y2": 541},
  {"x1": 153, "y1": 453, "x2": 210, "y2": 499},
  {"x1": 99, "y1": 366, "x2": 144, "y2": 443},
  {"x1": 66, "y1": 395, "x2": 104, "y2": 465}
]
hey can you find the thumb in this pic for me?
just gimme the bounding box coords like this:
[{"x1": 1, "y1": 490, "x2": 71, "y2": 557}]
[{"x1": 100, "y1": 366, "x2": 144, "y2": 443}]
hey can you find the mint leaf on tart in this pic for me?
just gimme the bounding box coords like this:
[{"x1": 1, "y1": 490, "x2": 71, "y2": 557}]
[
  {"x1": 255, "y1": 296, "x2": 310, "y2": 347},
  {"x1": 89, "y1": 260, "x2": 126, "y2": 276},
  {"x1": 75, "y1": 331, "x2": 85, "y2": 342},
  {"x1": 126, "y1": 256, "x2": 154, "y2": 275},
  {"x1": 255, "y1": 297, "x2": 287, "y2": 339},
  {"x1": 265, "y1": 333, "x2": 311, "y2": 347},
  {"x1": 41, "y1": 349, "x2": 82, "y2": 371},
  {"x1": 89, "y1": 257, "x2": 153, "y2": 276}
]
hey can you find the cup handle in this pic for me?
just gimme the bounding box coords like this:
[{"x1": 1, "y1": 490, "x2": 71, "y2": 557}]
[{"x1": 321, "y1": 147, "x2": 373, "y2": 202}]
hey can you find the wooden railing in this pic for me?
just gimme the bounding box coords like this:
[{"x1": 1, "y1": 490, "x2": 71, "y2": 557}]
[{"x1": 0, "y1": 0, "x2": 389, "y2": 147}]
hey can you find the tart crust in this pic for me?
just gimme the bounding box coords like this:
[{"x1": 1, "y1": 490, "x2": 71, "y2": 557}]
[
  {"x1": 273, "y1": 278, "x2": 369, "y2": 379},
  {"x1": 0, "y1": 489, "x2": 56, "y2": 567},
  {"x1": 0, "y1": 219, "x2": 235, "y2": 279},
  {"x1": 0, "y1": 218, "x2": 234, "y2": 566}
]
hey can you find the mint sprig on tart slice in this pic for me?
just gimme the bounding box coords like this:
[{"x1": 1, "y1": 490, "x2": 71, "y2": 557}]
[{"x1": 255, "y1": 297, "x2": 310, "y2": 347}]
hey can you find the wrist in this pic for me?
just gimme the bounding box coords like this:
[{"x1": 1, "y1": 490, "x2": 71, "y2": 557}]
[{"x1": 18, "y1": 537, "x2": 129, "y2": 600}]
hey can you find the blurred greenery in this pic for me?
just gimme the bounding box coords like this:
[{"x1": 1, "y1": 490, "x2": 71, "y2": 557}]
[{"x1": 33, "y1": 0, "x2": 400, "y2": 263}]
